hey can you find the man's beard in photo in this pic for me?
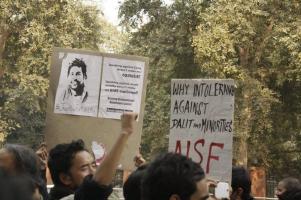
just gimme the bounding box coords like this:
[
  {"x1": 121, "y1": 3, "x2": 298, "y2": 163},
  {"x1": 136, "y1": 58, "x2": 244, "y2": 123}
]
[{"x1": 72, "y1": 80, "x2": 85, "y2": 96}]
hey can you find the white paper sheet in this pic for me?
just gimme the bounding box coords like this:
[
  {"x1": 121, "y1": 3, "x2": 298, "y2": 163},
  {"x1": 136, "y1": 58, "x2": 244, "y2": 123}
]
[
  {"x1": 54, "y1": 53, "x2": 102, "y2": 117},
  {"x1": 168, "y1": 79, "x2": 234, "y2": 182},
  {"x1": 98, "y1": 57, "x2": 145, "y2": 119}
]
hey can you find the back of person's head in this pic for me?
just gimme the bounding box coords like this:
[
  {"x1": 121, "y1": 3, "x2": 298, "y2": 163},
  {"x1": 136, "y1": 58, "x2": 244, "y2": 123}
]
[
  {"x1": 0, "y1": 169, "x2": 35, "y2": 200},
  {"x1": 48, "y1": 139, "x2": 88, "y2": 186},
  {"x1": 277, "y1": 177, "x2": 301, "y2": 200},
  {"x1": 142, "y1": 152, "x2": 206, "y2": 200},
  {"x1": 231, "y1": 166, "x2": 253, "y2": 200},
  {"x1": 2, "y1": 144, "x2": 47, "y2": 200},
  {"x1": 4, "y1": 144, "x2": 40, "y2": 177},
  {"x1": 123, "y1": 165, "x2": 148, "y2": 200},
  {"x1": 280, "y1": 177, "x2": 301, "y2": 192}
]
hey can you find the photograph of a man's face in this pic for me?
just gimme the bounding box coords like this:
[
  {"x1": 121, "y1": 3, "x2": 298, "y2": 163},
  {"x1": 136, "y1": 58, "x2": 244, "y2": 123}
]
[
  {"x1": 68, "y1": 59, "x2": 86, "y2": 90},
  {"x1": 64, "y1": 58, "x2": 88, "y2": 103},
  {"x1": 54, "y1": 53, "x2": 102, "y2": 117}
]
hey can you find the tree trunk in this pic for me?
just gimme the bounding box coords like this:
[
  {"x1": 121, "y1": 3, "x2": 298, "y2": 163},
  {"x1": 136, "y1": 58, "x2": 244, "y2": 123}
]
[{"x1": 0, "y1": 29, "x2": 10, "y2": 77}]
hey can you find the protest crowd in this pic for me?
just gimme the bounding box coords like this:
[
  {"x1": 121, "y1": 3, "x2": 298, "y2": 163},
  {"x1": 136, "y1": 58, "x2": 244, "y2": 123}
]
[
  {"x1": 0, "y1": 112, "x2": 300, "y2": 200},
  {"x1": 2, "y1": 0, "x2": 301, "y2": 199}
]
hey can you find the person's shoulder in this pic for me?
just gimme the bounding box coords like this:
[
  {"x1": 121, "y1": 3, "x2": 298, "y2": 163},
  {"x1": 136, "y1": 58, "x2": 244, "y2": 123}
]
[{"x1": 74, "y1": 175, "x2": 113, "y2": 200}]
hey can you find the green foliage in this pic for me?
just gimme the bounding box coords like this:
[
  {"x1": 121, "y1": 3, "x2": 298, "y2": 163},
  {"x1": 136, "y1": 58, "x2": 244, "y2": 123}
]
[
  {"x1": 120, "y1": 0, "x2": 301, "y2": 177},
  {"x1": 97, "y1": 16, "x2": 129, "y2": 53},
  {"x1": 193, "y1": 0, "x2": 301, "y2": 176},
  {"x1": 0, "y1": 0, "x2": 107, "y2": 147},
  {"x1": 119, "y1": 0, "x2": 207, "y2": 159}
]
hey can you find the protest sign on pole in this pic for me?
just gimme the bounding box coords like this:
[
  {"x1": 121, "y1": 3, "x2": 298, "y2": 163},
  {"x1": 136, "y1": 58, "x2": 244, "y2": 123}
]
[
  {"x1": 45, "y1": 47, "x2": 148, "y2": 170},
  {"x1": 168, "y1": 79, "x2": 234, "y2": 182}
]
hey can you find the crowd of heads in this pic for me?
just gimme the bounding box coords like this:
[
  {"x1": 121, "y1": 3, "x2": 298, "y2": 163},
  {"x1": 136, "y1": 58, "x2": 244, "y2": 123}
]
[
  {"x1": 124, "y1": 154, "x2": 250, "y2": 200},
  {"x1": 123, "y1": 155, "x2": 301, "y2": 200},
  {"x1": 1, "y1": 136, "x2": 301, "y2": 200}
]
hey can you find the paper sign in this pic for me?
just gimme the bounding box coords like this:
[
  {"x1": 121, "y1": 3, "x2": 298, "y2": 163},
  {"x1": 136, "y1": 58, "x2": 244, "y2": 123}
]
[
  {"x1": 98, "y1": 57, "x2": 145, "y2": 119},
  {"x1": 45, "y1": 48, "x2": 149, "y2": 170},
  {"x1": 54, "y1": 53, "x2": 102, "y2": 117},
  {"x1": 168, "y1": 79, "x2": 234, "y2": 182}
]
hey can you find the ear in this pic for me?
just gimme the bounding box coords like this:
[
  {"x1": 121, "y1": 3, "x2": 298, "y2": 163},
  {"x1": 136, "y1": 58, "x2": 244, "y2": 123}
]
[
  {"x1": 169, "y1": 194, "x2": 181, "y2": 200},
  {"x1": 59, "y1": 173, "x2": 72, "y2": 186}
]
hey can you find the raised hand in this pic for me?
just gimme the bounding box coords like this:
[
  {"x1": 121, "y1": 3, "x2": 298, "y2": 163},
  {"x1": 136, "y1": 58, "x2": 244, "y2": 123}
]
[
  {"x1": 36, "y1": 142, "x2": 48, "y2": 170},
  {"x1": 121, "y1": 112, "x2": 138, "y2": 135}
]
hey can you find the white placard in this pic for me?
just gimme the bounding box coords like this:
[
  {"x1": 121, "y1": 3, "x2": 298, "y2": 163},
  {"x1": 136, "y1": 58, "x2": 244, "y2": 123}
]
[
  {"x1": 168, "y1": 79, "x2": 234, "y2": 182},
  {"x1": 98, "y1": 57, "x2": 145, "y2": 119},
  {"x1": 46, "y1": 47, "x2": 149, "y2": 170},
  {"x1": 54, "y1": 53, "x2": 102, "y2": 117}
]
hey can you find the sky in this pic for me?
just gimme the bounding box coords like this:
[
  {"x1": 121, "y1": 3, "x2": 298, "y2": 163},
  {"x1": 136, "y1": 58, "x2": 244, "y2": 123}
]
[
  {"x1": 101, "y1": 0, "x2": 173, "y2": 26},
  {"x1": 102, "y1": 0, "x2": 124, "y2": 26}
]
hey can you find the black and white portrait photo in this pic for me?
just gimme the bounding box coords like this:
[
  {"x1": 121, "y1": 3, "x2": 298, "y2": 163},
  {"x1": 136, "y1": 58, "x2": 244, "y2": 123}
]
[
  {"x1": 54, "y1": 53, "x2": 102, "y2": 117},
  {"x1": 63, "y1": 58, "x2": 89, "y2": 103}
]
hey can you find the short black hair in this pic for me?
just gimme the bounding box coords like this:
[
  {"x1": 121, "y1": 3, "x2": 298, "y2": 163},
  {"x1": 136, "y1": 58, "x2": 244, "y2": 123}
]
[
  {"x1": 123, "y1": 165, "x2": 148, "y2": 200},
  {"x1": 48, "y1": 139, "x2": 88, "y2": 186},
  {"x1": 232, "y1": 166, "x2": 252, "y2": 200},
  {"x1": 142, "y1": 153, "x2": 205, "y2": 200},
  {"x1": 67, "y1": 58, "x2": 87, "y2": 79}
]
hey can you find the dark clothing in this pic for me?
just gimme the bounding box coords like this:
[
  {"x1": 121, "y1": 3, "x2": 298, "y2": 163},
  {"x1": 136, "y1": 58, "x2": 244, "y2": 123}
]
[
  {"x1": 279, "y1": 189, "x2": 301, "y2": 200},
  {"x1": 49, "y1": 185, "x2": 74, "y2": 200},
  {"x1": 49, "y1": 175, "x2": 113, "y2": 200},
  {"x1": 75, "y1": 175, "x2": 113, "y2": 200},
  {"x1": 39, "y1": 180, "x2": 50, "y2": 200},
  {"x1": 39, "y1": 169, "x2": 49, "y2": 200}
]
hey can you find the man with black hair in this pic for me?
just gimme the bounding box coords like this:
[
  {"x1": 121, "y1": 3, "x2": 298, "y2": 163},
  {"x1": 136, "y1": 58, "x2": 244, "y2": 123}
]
[
  {"x1": 142, "y1": 153, "x2": 209, "y2": 200},
  {"x1": 63, "y1": 58, "x2": 88, "y2": 104},
  {"x1": 276, "y1": 177, "x2": 301, "y2": 200},
  {"x1": 230, "y1": 167, "x2": 254, "y2": 200},
  {"x1": 48, "y1": 140, "x2": 94, "y2": 199},
  {"x1": 48, "y1": 112, "x2": 137, "y2": 200}
]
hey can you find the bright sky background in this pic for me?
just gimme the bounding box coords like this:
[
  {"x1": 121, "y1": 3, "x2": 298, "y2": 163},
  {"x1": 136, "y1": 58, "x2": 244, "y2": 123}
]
[
  {"x1": 101, "y1": 0, "x2": 173, "y2": 26},
  {"x1": 102, "y1": 0, "x2": 124, "y2": 26}
]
